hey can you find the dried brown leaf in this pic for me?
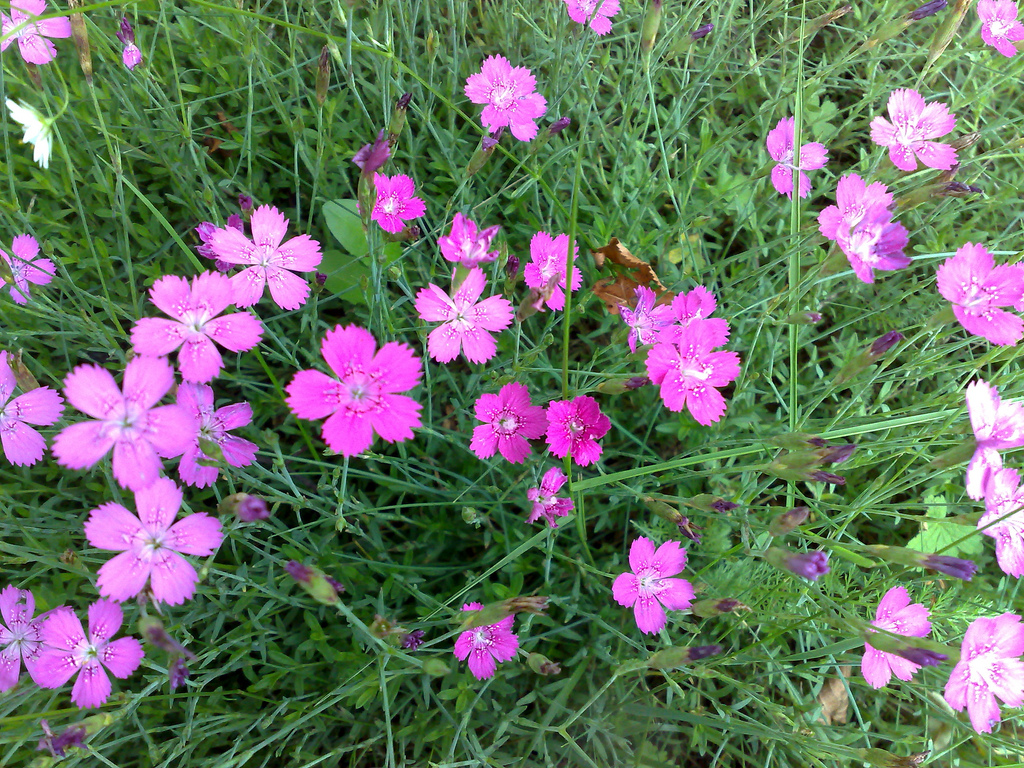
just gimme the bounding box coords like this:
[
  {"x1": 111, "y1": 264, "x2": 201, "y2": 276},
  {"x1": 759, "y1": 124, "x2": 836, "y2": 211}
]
[{"x1": 817, "y1": 665, "x2": 853, "y2": 725}]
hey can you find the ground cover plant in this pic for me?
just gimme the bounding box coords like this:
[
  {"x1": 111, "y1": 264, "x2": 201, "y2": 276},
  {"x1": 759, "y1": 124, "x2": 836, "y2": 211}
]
[{"x1": 2, "y1": 0, "x2": 1024, "y2": 765}]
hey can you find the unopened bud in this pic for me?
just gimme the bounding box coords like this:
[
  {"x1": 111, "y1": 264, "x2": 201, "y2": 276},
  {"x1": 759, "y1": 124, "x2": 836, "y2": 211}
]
[
  {"x1": 779, "y1": 310, "x2": 824, "y2": 325},
  {"x1": 467, "y1": 131, "x2": 501, "y2": 176},
  {"x1": 388, "y1": 93, "x2": 412, "y2": 142},
  {"x1": 817, "y1": 443, "x2": 856, "y2": 465},
  {"x1": 950, "y1": 131, "x2": 980, "y2": 151},
  {"x1": 596, "y1": 375, "x2": 650, "y2": 394},
  {"x1": 908, "y1": 0, "x2": 947, "y2": 20},
  {"x1": 169, "y1": 657, "x2": 190, "y2": 690},
  {"x1": 9, "y1": 350, "x2": 40, "y2": 390},
  {"x1": 421, "y1": 658, "x2": 451, "y2": 676},
  {"x1": 896, "y1": 646, "x2": 948, "y2": 666},
  {"x1": 641, "y1": 0, "x2": 663, "y2": 53},
  {"x1": 67, "y1": 0, "x2": 92, "y2": 83},
  {"x1": 868, "y1": 331, "x2": 904, "y2": 359},
  {"x1": 691, "y1": 598, "x2": 750, "y2": 617},
  {"x1": 401, "y1": 630, "x2": 425, "y2": 650},
  {"x1": 504, "y1": 253, "x2": 520, "y2": 280},
  {"x1": 856, "y1": 747, "x2": 930, "y2": 768},
  {"x1": 238, "y1": 194, "x2": 253, "y2": 214},
  {"x1": 937, "y1": 181, "x2": 982, "y2": 197},
  {"x1": 643, "y1": 644, "x2": 723, "y2": 670},
  {"x1": 921, "y1": 553, "x2": 977, "y2": 581},
  {"x1": 690, "y1": 22, "x2": 714, "y2": 40},
  {"x1": 316, "y1": 45, "x2": 331, "y2": 106},
  {"x1": 769, "y1": 506, "x2": 809, "y2": 536},
  {"x1": 315, "y1": 271, "x2": 328, "y2": 287},
  {"x1": 766, "y1": 547, "x2": 830, "y2": 580},
  {"x1": 549, "y1": 116, "x2": 571, "y2": 136},
  {"x1": 527, "y1": 652, "x2": 562, "y2": 675},
  {"x1": 285, "y1": 561, "x2": 343, "y2": 605}
]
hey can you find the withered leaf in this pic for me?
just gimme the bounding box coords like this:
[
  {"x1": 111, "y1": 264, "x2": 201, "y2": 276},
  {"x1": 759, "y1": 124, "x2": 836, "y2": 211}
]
[
  {"x1": 817, "y1": 665, "x2": 853, "y2": 725},
  {"x1": 590, "y1": 238, "x2": 673, "y2": 316}
]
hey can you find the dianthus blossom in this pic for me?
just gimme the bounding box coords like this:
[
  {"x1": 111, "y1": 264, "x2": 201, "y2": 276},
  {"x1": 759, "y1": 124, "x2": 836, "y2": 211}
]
[
  {"x1": 612, "y1": 537, "x2": 694, "y2": 634},
  {"x1": 0, "y1": 234, "x2": 55, "y2": 304},
  {"x1": 964, "y1": 379, "x2": 1024, "y2": 500},
  {"x1": 523, "y1": 231, "x2": 583, "y2": 311},
  {"x1": 526, "y1": 466, "x2": 574, "y2": 527},
  {"x1": 563, "y1": 0, "x2": 621, "y2": 35},
  {"x1": 979, "y1": 466, "x2": 1024, "y2": 577},
  {"x1": 176, "y1": 382, "x2": 258, "y2": 488},
  {"x1": 936, "y1": 242, "x2": 1024, "y2": 346},
  {"x1": 453, "y1": 602, "x2": 519, "y2": 680},
  {"x1": 464, "y1": 55, "x2": 547, "y2": 141},
  {"x1": 0, "y1": 349, "x2": 63, "y2": 466},
  {"x1": 869, "y1": 89, "x2": 958, "y2": 172},
  {"x1": 370, "y1": 173, "x2": 425, "y2": 234},
  {"x1": 620, "y1": 285, "x2": 673, "y2": 353},
  {"x1": 438, "y1": 213, "x2": 500, "y2": 267},
  {"x1": 0, "y1": 584, "x2": 47, "y2": 691},
  {"x1": 765, "y1": 117, "x2": 829, "y2": 199},
  {"x1": 862, "y1": 586, "x2": 932, "y2": 689},
  {"x1": 471, "y1": 381, "x2": 547, "y2": 464},
  {"x1": 646, "y1": 324, "x2": 741, "y2": 425},
  {"x1": 945, "y1": 612, "x2": 1024, "y2": 733},
  {"x1": 0, "y1": 0, "x2": 71, "y2": 65},
  {"x1": 657, "y1": 285, "x2": 730, "y2": 348},
  {"x1": 545, "y1": 395, "x2": 611, "y2": 466},
  {"x1": 977, "y1": 0, "x2": 1024, "y2": 57},
  {"x1": 414, "y1": 268, "x2": 513, "y2": 364}
]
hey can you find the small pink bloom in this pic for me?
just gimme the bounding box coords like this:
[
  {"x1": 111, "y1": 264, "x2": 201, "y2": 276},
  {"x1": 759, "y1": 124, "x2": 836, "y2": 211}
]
[
  {"x1": 978, "y1": 0, "x2": 1024, "y2": 56},
  {"x1": 176, "y1": 382, "x2": 258, "y2": 488},
  {"x1": 130, "y1": 272, "x2": 264, "y2": 383},
  {"x1": 207, "y1": 204, "x2": 322, "y2": 310},
  {"x1": 545, "y1": 395, "x2": 611, "y2": 466},
  {"x1": 945, "y1": 612, "x2": 1024, "y2": 733},
  {"x1": 620, "y1": 286, "x2": 674, "y2": 353},
  {"x1": 937, "y1": 242, "x2": 1024, "y2": 346},
  {"x1": 285, "y1": 325, "x2": 422, "y2": 457},
  {"x1": 526, "y1": 467, "x2": 574, "y2": 527},
  {"x1": 0, "y1": 584, "x2": 48, "y2": 691},
  {"x1": 415, "y1": 268, "x2": 513, "y2": 364},
  {"x1": 964, "y1": 379, "x2": 1024, "y2": 499},
  {"x1": 0, "y1": 350, "x2": 63, "y2": 466},
  {"x1": 817, "y1": 173, "x2": 895, "y2": 242},
  {"x1": 35, "y1": 599, "x2": 144, "y2": 709},
  {"x1": 84, "y1": 477, "x2": 223, "y2": 605},
  {"x1": 370, "y1": 173, "x2": 425, "y2": 234},
  {"x1": 52, "y1": 356, "x2": 193, "y2": 492},
  {"x1": 862, "y1": 586, "x2": 932, "y2": 689},
  {"x1": 471, "y1": 381, "x2": 547, "y2": 464},
  {"x1": 657, "y1": 285, "x2": 731, "y2": 348},
  {"x1": 121, "y1": 43, "x2": 141, "y2": 69},
  {"x1": 453, "y1": 602, "x2": 519, "y2": 680},
  {"x1": 563, "y1": 0, "x2": 621, "y2": 35},
  {"x1": 0, "y1": 0, "x2": 71, "y2": 65},
  {"x1": 835, "y1": 203, "x2": 911, "y2": 284},
  {"x1": 979, "y1": 466, "x2": 1024, "y2": 577},
  {"x1": 523, "y1": 231, "x2": 583, "y2": 311},
  {"x1": 646, "y1": 325, "x2": 741, "y2": 425},
  {"x1": 0, "y1": 234, "x2": 55, "y2": 304},
  {"x1": 766, "y1": 117, "x2": 829, "y2": 199},
  {"x1": 438, "y1": 213, "x2": 500, "y2": 267},
  {"x1": 464, "y1": 55, "x2": 548, "y2": 141},
  {"x1": 869, "y1": 89, "x2": 958, "y2": 172},
  {"x1": 352, "y1": 129, "x2": 390, "y2": 174},
  {"x1": 612, "y1": 537, "x2": 694, "y2": 634}
]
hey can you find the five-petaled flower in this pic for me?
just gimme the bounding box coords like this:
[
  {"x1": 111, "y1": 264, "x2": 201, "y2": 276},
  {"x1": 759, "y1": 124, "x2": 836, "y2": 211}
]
[
  {"x1": 657, "y1": 285, "x2": 731, "y2": 348},
  {"x1": 545, "y1": 395, "x2": 612, "y2": 466},
  {"x1": 620, "y1": 285, "x2": 673, "y2": 353},
  {"x1": 936, "y1": 242, "x2": 1024, "y2": 347},
  {"x1": 869, "y1": 89, "x2": 958, "y2": 172},
  {"x1": 526, "y1": 466, "x2": 575, "y2": 527},
  {"x1": 646, "y1": 324, "x2": 741, "y2": 425},
  {"x1": 964, "y1": 379, "x2": 1024, "y2": 500},
  {"x1": 414, "y1": 268, "x2": 513, "y2": 364},
  {"x1": 0, "y1": 234, "x2": 55, "y2": 304},
  {"x1": 176, "y1": 383, "x2": 258, "y2": 488},
  {"x1": 862, "y1": 586, "x2": 932, "y2": 689},
  {"x1": 438, "y1": 213, "x2": 500, "y2": 267},
  {"x1": 978, "y1": 466, "x2": 1024, "y2": 577},
  {"x1": 0, "y1": 584, "x2": 48, "y2": 691},
  {"x1": 0, "y1": 349, "x2": 63, "y2": 466},
  {"x1": 523, "y1": 231, "x2": 583, "y2": 311},
  {"x1": 464, "y1": 55, "x2": 548, "y2": 141},
  {"x1": 978, "y1": 0, "x2": 1024, "y2": 56},
  {"x1": 612, "y1": 537, "x2": 695, "y2": 635},
  {"x1": 453, "y1": 602, "x2": 519, "y2": 680},
  {"x1": 0, "y1": 0, "x2": 71, "y2": 65},
  {"x1": 563, "y1": 0, "x2": 621, "y2": 35},
  {"x1": 765, "y1": 117, "x2": 829, "y2": 199},
  {"x1": 471, "y1": 381, "x2": 547, "y2": 464},
  {"x1": 370, "y1": 173, "x2": 425, "y2": 234}
]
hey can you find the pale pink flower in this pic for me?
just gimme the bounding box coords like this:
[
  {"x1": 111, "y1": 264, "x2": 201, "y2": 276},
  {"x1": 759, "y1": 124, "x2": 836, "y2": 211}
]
[
  {"x1": 0, "y1": 234, "x2": 55, "y2": 304},
  {"x1": 979, "y1": 466, "x2": 1024, "y2": 577},
  {"x1": 84, "y1": 477, "x2": 223, "y2": 605},
  {"x1": 870, "y1": 89, "x2": 958, "y2": 172},
  {"x1": 370, "y1": 173, "x2": 425, "y2": 234},
  {"x1": 0, "y1": 0, "x2": 71, "y2": 65},
  {"x1": 415, "y1": 268, "x2": 512, "y2": 364},
  {"x1": 965, "y1": 379, "x2": 1024, "y2": 499},
  {"x1": 978, "y1": 0, "x2": 1024, "y2": 56},
  {"x1": 545, "y1": 395, "x2": 611, "y2": 466},
  {"x1": 945, "y1": 612, "x2": 1024, "y2": 733},
  {"x1": 862, "y1": 586, "x2": 932, "y2": 688},
  {"x1": 612, "y1": 537, "x2": 694, "y2": 634},
  {"x1": 523, "y1": 231, "x2": 583, "y2": 311},
  {"x1": 453, "y1": 602, "x2": 519, "y2": 680},
  {"x1": 207, "y1": 204, "x2": 322, "y2": 310},
  {"x1": 0, "y1": 585, "x2": 47, "y2": 691},
  {"x1": 563, "y1": 0, "x2": 621, "y2": 35},
  {"x1": 176, "y1": 383, "x2": 258, "y2": 488},
  {"x1": 130, "y1": 272, "x2": 264, "y2": 383},
  {"x1": 52, "y1": 356, "x2": 193, "y2": 492},
  {"x1": 471, "y1": 381, "x2": 547, "y2": 463},
  {"x1": 464, "y1": 55, "x2": 548, "y2": 141},
  {"x1": 0, "y1": 350, "x2": 63, "y2": 466},
  {"x1": 657, "y1": 285, "x2": 730, "y2": 348},
  {"x1": 835, "y1": 203, "x2": 911, "y2": 284},
  {"x1": 620, "y1": 286, "x2": 673, "y2": 353},
  {"x1": 526, "y1": 467, "x2": 574, "y2": 527},
  {"x1": 116, "y1": 17, "x2": 141, "y2": 70},
  {"x1": 285, "y1": 325, "x2": 422, "y2": 457},
  {"x1": 766, "y1": 117, "x2": 829, "y2": 199},
  {"x1": 937, "y1": 242, "x2": 1024, "y2": 346},
  {"x1": 438, "y1": 213, "x2": 500, "y2": 267},
  {"x1": 646, "y1": 325, "x2": 741, "y2": 425}
]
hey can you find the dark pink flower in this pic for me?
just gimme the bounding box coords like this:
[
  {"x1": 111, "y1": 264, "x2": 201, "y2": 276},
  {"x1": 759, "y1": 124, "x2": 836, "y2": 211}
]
[
  {"x1": 0, "y1": 350, "x2": 63, "y2": 466},
  {"x1": 526, "y1": 467, "x2": 574, "y2": 527},
  {"x1": 438, "y1": 213, "x2": 500, "y2": 267},
  {"x1": 1, "y1": 234, "x2": 55, "y2": 304},
  {"x1": 978, "y1": 0, "x2": 1024, "y2": 56},
  {"x1": 817, "y1": 173, "x2": 894, "y2": 242},
  {"x1": 471, "y1": 382, "x2": 547, "y2": 464},
  {"x1": 766, "y1": 117, "x2": 829, "y2": 199},
  {"x1": 414, "y1": 268, "x2": 513, "y2": 364},
  {"x1": 836, "y1": 203, "x2": 911, "y2": 284},
  {"x1": 620, "y1": 286, "x2": 673, "y2": 353},
  {"x1": 870, "y1": 89, "x2": 958, "y2": 172},
  {"x1": 0, "y1": 0, "x2": 71, "y2": 65},
  {"x1": 352, "y1": 129, "x2": 390, "y2": 174},
  {"x1": 862, "y1": 586, "x2": 932, "y2": 689},
  {"x1": 176, "y1": 383, "x2": 258, "y2": 488},
  {"x1": 657, "y1": 285, "x2": 730, "y2": 348},
  {"x1": 545, "y1": 395, "x2": 611, "y2": 466},
  {"x1": 563, "y1": 0, "x2": 621, "y2": 35},
  {"x1": 945, "y1": 613, "x2": 1024, "y2": 732},
  {"x1": 464, "y1": 55, "x2": 547, "y2": 141},
  {"x1": 646, "y1": 325, "x2": 741, "y2": 425},
  {"x1": 453, "y1": 602, "x2": 519, "y2": 680},
  {"x1": 937, "y1": 242, "x2": 1024, "y2": 346},
  {"x1": 370, "y1": 173, "x2": 425, "y2": 234},
  {"x1": 612, "y1": 537, "x2": 694, "y2": 634},
  {"x1": 523, "y1": 231, "x2": 583, "y2": 311}
]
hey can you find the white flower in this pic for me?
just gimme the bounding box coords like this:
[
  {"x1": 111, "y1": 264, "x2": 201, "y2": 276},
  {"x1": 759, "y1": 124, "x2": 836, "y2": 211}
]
[{"x1": 5, "y1": 99, "x2": 53, "y2": 169}]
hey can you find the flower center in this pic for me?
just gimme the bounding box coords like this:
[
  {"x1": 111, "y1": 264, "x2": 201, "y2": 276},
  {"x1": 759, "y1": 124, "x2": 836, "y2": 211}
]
[
  {"x1": 497, "y1": 414, "x2": 520, "y2": 434},
  {"x1": 490, "y1": 83, "x2": 516, "y2": 110}
]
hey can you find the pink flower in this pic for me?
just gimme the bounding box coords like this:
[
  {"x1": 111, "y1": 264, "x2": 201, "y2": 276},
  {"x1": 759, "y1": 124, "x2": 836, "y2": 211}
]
[
  {"x1": 370, "y1": 173, "x2": 425, "y2": 234},
  {"x1": 620, "y1": 286, "x2": 673, "y2": 353},
  {"x1": 765, "y1": 117, "x2": 829, "y2": 199},
  {"x1": 646, "y1": 325, "x2": 741, "y2": 425},
  {"x1": 964, "y1": 379, "x2": 1024, "y2": 499},
  {"x1": 936, "y1": 242, "x2": 1024, "y2": 346},
  {"x1": 453, "y1": 602, "x2": 519, "y2": 680},
  {"x1": 978, "y1": 466, "x2": 1024, "y2": 577},
  {"x1": 978, "y1": 0, "x2": 1024, "y2": 56},
  {"x1": 84, "y1": 477, "x2": 223, "y2": 605},
  {"x1": 207, "y1": 204, "x2": 323, "y2": 310},
  {"x1": 0, "y1": 350, "x2": 63, "y2": 466},
  {"x1": 438, "y1": 213, "x2": 500, "y2": 267},
  {"x1": 130, "y1": 272, "x2": 264, "y2": 383},
  {"x1": 176, "y1": 383, "x2": 258, "y2": 488},
  {"x1": 657, "y1": 285, "x2": 731, "y2": 348},
  {"x1": 464, "y1": 55, "x2": 548, "y2": 141},
  {"x1": 285, "y1": 325, "x2": 422, "y2": 457},
  {"x1": 52, "y1": 356, "x2": 193, "y2": 492},
  {"x1": 869, "y1": 89, "x2": 958, "y2": 172},
  {"x1": 116, "y1": 17, "x2": 141, "y2": 69},
  {"x1": 612, "y1": 537, "x2": 695, "y2": 634},
  {"x1": 0, "y1": 585, "x2": 47, "y2": 691},
  {"x1": 471, "y1": 381, "x2": 547, "y2": 463},
  {"x1": 526, "y1": 467, "x2": 574, "y2": 527},
  {"x1": 415, "y1": 268, "x2": 513, "y2": 364},
  {"x1": 835, "y1": 203, "x2": 911, "y2": 284},
  {"x1": 35, "y1": 601, "x2": 144, "y2": 709},
  {"x1": 545, "y1": 395, "x2": 611, "y2": 466},
  {"x1": 563, "y1": 0, "x2": 621, "y2": 35},
  {"x1": 944, "y1": 612, "x2": 1024, "y2": 733},
  {"x1": 862, "y1": 586, "x2": 932, "y2": 689},
  {"x1": 0, "y1": 0, "x2": 71, "y2": 65},
  {"x1": 0, "y1": 234, "x2": 55, "y2": 304},
  {"x1": 352, "y1": 129, "x2": 390, "y2": 174},
  {"x1": 817, "y1": 173, "x2": 894, "y2": 242},
  {"x1": 523, "y1": 231, "x2": 583, "y2": 311}
]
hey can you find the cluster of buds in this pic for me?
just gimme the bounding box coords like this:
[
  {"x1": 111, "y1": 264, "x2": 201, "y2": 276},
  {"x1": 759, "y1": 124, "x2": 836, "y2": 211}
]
[
  {"x1": 834, "y1": 331, "x2": 905, "y2": 386},
  {"x1": 766, "y1": 433, "x2": 857, "y2": 485},
  {"x1": 766, "y1": 546, "x2": 830, "y2": 581},
  {"x1": 138, "y1": 615, "x2": 197, "y2": 691}
]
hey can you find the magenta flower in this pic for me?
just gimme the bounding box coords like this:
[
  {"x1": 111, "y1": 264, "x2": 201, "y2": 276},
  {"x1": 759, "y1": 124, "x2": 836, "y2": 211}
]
[
  {"x1": 545, "y1": 395, "x2": 611, "y2": 466},
  {"x1": 862, "y1": 586, "x2": 932, "y2": 689},
  {"x1": 0, "y1": 0, "x2": 71, "y2": 65},
  {"x1": 52, "y1": 356, "x2": 193, "y2": 492},
  {"x1": 464, "y1": 55, "x2": 548, "y2": 141},
  {"x1": 1, "y1": 234, "x2": 55, "y2": 304},
  {"x1": 0, "y1": 585, "x2": 47, "y2": 691},
  {"x1": 453, "y1": 602, "x2": 519, "y2": 679},
  {"x1": 438, "y1": 213, "x2": 500, "y2": 267},
  {"x1": 370, "y1": 173, "x2": 425, "y2": 234},
  {"x1": 0, "y1": 350, "x2": 63, "y2": 466},
  {"x1": 945, "y1": 613, "x2": 1024, "y2": 733},
  {"x1": 870, "y1": 89, "x2": 958, "y2": 172},
  {"x1": 176, "y1": 383, "x2": 258, "y2": 488},
  {"x1": 352, "y1": 129, "x2": 390, "y2": 174},
  {"x1": 835, "y1": 203, "x2": 911, "y2": 284},
  {"x1": 130, "y1": 272, "x2": 264, "y2": 383},
  {"x1": 84, "y1": 477, "x2": 223, "y2": 605},
  {"x1": 35, "y1": 600, "x2": 144, "y2": 709},
  {"x1": 978, "y1": 466, "x2": 1024, "y2": 577},
  {"x1": 937, "y1": 242, "x2": 1024, "y2": 346},
  {"x1": 657, "y1": 285, "x2": 731, "y2": 348},
  {"x1": 978, "y1": 0, "x2": 1024, "y2": 56},
  {"x1": 116, "y1": 17, "x2": 141, "y2": 70},
  {"x1": 620, "y1": 286, "x2": 673, "y2": 353},
  {"x1": 207, "y1": 204, "x2": 323, "y2": 310},
  {"x1": 563, "y1": 0, "x2": 621, "y2": 35},
  {"x1": 765, "y1": 117, "x2": 829, "y2": 199},
  {"x1": 286, "y1": 324, "x2": 422, "y2": 457},
  {"x1": 646, "y1": 325, "x2": 741, "y2": 425},
  {"x1": 965, "y1": 379, "x2": 1024, "y2": 499},
  {"x1": 612, "y1": 537, "x2": 694, "y2": 635},
  {"x1": 523, "y1": 231, "x2": 583, "y2": 311},
  {"x1": 818, "y1": 173, "x2": 894, "y2": 242},
  {"x1": 471, "y1": 381, "x2": 547, "y2": 463},
  {"x1": 414, "y1": 268, "x2": 513, "y2": 364},
  {"x1": 526, "y1": 467, "x2": 575, "y2": 527}
]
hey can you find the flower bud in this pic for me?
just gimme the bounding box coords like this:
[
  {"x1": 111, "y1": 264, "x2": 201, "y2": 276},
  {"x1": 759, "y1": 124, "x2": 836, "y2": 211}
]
[
  {"x1": 921, "y1": 553, "x2": 977, "y2": 581},
  {"x1": 169, "y1": 657, "x2": 190, "y2": 691},
  {"x1": 285, "y1": 561, "x2": 343, "y2": 605},
  {"x1": 856, "y1": 748, "x2": 930, "y2": 768},
  {"x1": 549, "y1": 116, "x2": 571, "y2": 136},
  {"x1": 401, "y1": 630, "x2": 425, "y2": 650},
  {"x1": 691, "y1": 598, "x2": 750, "y2": 617},
  {"x1": 388, "y1": 93, "x2": 412, "y2": 143},
  {"x1": 138, "y1": 615, "x2": 195, "y2": 658},
  {"x1": 690, "y1": 22, "x2": 714, "y2": 40},
  {"x1": 467, "y1": 130, "x2": 501, "y2": 176},
  {"x1": 527, "y1": 652, "x2": 561, "y2": 675},
  {"x1": 768, "y1": 506, "x2": 809, "y2": 536},
  {"x1": 895, "y1": 646, "x2": 947, "y2": 666},
  {"x1": 316, "y1": 45, "x2": 331, "y2": 106},
  {"x1": 778, "y1": 310, "x2": 824, "y2": 325},
  {"x1": 641, "y1": 0, "x2": 663, "y2": 53},
  {"x1": 766, "y1": 546, "x2": 829, "y2": 580},
  {"x1": 67, "y1": 0, "x2": 92, "y2": 83},
  {"x1": 643, "y1": 644, "x2": 723, "y2": 670},
  {"x1": 238, "y1": 194, "x2": 254, "y2": 214},
  {"x1": 908, "y1": 0, "x2": 947, "y2": 20},
  {"x1": 421, "y1": 658, "x2": 451, "y2": 676},
  {"x1": 834, "y1": 332, "x2": 904, "y2": 386},
  {"x1": 220, "y1": 493, "x2": 270, "y2": 522},
  {"x1": 816, "y1": 443, "x2": 856, "y2": 465},
  {"x1": 352, "y1": 129, "x2": 391, "y2": 176},
  {"x1": 37, "y1": 720, "x2": 88, "y2": 758},
  {"x1": 9, "y1": 349, "x2": 40, "y2": 390},
  {"x1": 868, "y1": 331, "x2": 904, "y2": 359},
  {"x1": 950, "y1": 131, "x2": 980, "y2": 151}
]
